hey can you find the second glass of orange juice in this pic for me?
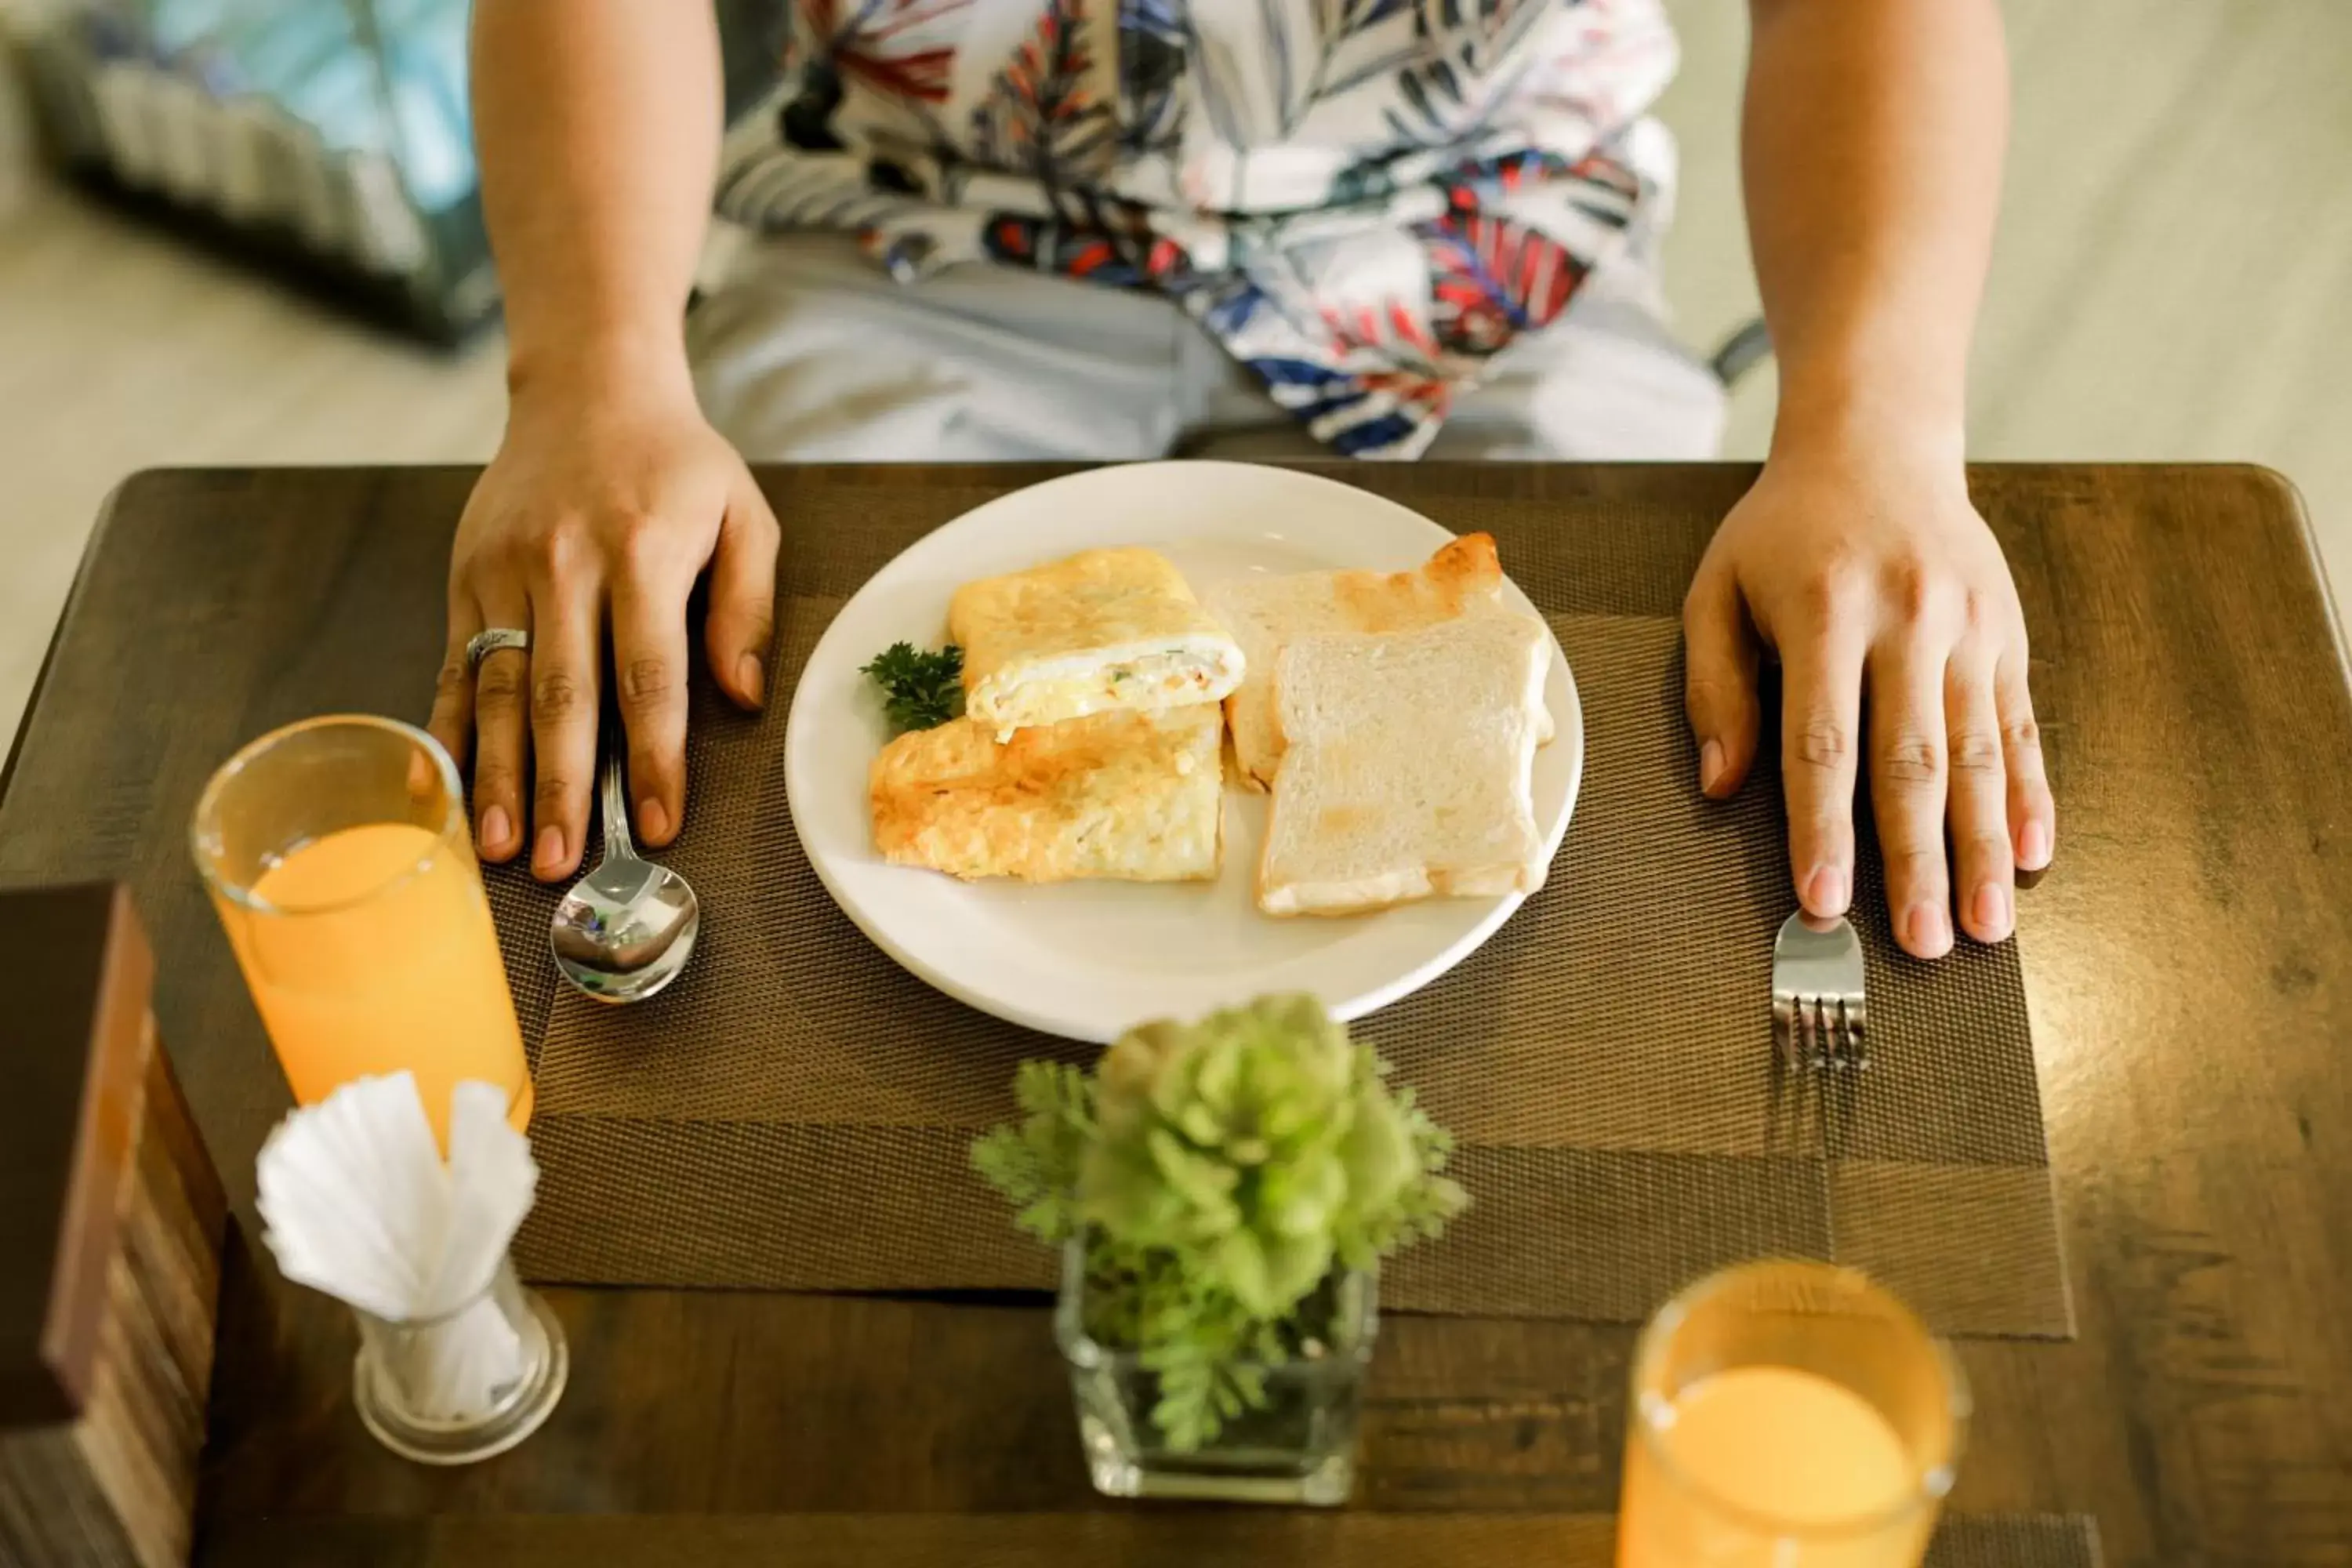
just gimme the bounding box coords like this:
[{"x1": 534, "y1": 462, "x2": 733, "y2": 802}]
[
  {"x1": 1617, "y1": 1260, "x2": 1966, "y2": 1568},
  {"x1": 192, "y1": 715, "x2": 532, "y2": 1147}
]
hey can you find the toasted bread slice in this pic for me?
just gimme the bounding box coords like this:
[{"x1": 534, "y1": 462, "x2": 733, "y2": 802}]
[
  {"x1": 870, "y1": 706, "x2": 1223, "y2": 883},
  {"x1": 1207, "y1": 534, "x2": 1522, "y2": 789},
  {"x1": 1258, "y1": 614, "x2": 1550, "y2": 916},
  {"x1": 949, "y1": 547, "x2": 1244, "y2": 734}
]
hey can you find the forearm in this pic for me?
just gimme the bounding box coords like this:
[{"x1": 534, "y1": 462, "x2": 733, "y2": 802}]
[
  {"x1": 470, "y1": 0, "x2": 722, "y2": 407},
  {"x1": 1741, "y1": 0, "x2": 2007, "y2": 465}
]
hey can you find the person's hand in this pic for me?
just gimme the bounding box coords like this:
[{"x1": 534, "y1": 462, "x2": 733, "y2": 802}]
[
  {"x1": 429, "y1": 380, "x2": 779, "y2": 881},
  {"x1": 1682, "y1": 441, "x2": 2054, "y2": 958}
]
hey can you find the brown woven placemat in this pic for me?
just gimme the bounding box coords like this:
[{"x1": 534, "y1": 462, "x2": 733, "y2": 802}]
[
  {"x1": 489, "y1": 474, "x2": 2070, "y2": 1338},
  {"x1": 1927, "y1": 1516, "x2": 2101, "y2": 1568}
]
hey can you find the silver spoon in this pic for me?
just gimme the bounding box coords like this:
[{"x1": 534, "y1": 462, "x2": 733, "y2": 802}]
[{"x1": 549, "y1": 753, "x2": 699, "y2": 1003}]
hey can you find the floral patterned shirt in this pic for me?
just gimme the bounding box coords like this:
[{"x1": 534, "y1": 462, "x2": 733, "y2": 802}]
[{"x1": 716, "y1": 0, "x2": 1682, "y2": 457}]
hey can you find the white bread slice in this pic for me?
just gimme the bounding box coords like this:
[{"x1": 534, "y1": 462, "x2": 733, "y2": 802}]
[
  {"x1": 1258, "y1": 613, "x2": 1552, "y2": 917},
  {"x1": 1207, "y1": 534, "x2": 1515, "y2": 791}
]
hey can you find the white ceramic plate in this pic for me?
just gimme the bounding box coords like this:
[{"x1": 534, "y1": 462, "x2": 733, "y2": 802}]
[{"x1": 783, "y1": 462, "x2": 1584, "y2": 1043}]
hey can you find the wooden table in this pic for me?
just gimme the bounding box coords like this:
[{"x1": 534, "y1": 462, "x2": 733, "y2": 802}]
[{"x1": 2, "y1": 465, "x2": 2347, "y2": 1566}]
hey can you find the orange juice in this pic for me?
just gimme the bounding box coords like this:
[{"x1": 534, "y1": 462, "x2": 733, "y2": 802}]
[
  {"x1": 230, "y1": 821, "x2": 532, "y2": 1146},
  {"x1": 1619, "y1": 1365, "x2": 1928, "y2": 1568}
]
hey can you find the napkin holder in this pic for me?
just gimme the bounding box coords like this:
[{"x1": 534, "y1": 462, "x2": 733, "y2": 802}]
[{"x1": 0, "y1": 884, "x2": 227, "y2": 1568}]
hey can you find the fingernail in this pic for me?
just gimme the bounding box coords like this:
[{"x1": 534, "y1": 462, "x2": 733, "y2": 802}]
[
  {"x1": 1699, "y1": 739, "x2": 1725, "y2": 794},
  {"x1": 1974, "y1": 884, "x2": 2012, "y2": 939},
  {"x1": 2018, "y1": 819, "x2": 2052, "y2": 870},
  {"x1": 481, "y1": 804, "x2": 511, "y2": 853},
  {"x1": 1908, "y1": 902, "x2": 1953, "y2": 957},
  {"x1": 533, "y1": 825, "x2": 565, "y2": 876},
  {"x1": 641, "y1": 798, "x2": 670, "y2": 844},
  {"x1": 1805, "y1": 866, "x2": 1849, "y2": 916},
  {"x1": 739, "y1": 652, "x2": 766, "y2": 706}
]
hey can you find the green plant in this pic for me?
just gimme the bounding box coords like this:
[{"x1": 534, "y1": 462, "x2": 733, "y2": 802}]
[{"x1": 972, "y1": 995, "x2": 1465, "y2": 1450}]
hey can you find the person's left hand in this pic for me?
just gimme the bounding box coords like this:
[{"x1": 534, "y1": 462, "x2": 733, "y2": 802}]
[
  {"x1": 1681, "y1": 441, "x2": 2056, "y2": 958},
  {"x1": 429, "y1": 377, "x2": 778, "y2": 883}
]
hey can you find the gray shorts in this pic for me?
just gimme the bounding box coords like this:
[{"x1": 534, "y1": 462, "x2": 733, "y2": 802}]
[{"x1": 687, "y1": 231, "x2": 1726, "y2": 464}]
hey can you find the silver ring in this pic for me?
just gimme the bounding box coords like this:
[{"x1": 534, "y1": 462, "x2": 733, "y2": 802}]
[{"x1": 466, "y1": 628, "x2": 530, "y2": 670}]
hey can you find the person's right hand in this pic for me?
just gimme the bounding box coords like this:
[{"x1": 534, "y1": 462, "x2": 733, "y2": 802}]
[{"x1": 428, "y1": 379, "x2": 779, "y2": 882}]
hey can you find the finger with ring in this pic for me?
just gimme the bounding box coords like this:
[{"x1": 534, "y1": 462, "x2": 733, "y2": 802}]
[{"x1": 466, "y1": 627, "x2": 531, "y2": 669}]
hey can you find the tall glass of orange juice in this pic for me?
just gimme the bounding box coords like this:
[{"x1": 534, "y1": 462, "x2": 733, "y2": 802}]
[
  {"x1": 1617, "y1": 1260, "x2": 1966, "y2": 1568},
  {"x1": 191, "y1": 715, "x2": 532, "y2": 1148}
]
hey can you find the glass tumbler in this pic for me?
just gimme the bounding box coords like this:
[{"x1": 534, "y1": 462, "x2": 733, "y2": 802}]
[
  {"x1": 352, "y1": 1256, "x2": 568, "y2": 1465},
  {"x1": 1617, "y1": 1260, "x2": 1968, "y2": 1568},
  {"x1": 191, "y1": 714, "x2": 533, "y2": 1148}
]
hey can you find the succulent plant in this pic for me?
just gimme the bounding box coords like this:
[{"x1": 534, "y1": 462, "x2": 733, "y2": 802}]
[{"x1": 973, "y1": 996, "x2": 1465, "y2": 1449}]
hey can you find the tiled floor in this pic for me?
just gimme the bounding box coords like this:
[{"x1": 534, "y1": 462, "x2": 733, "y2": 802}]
[{"x1": 2, "y1": 0, "x2": 2347, "y2": 750}]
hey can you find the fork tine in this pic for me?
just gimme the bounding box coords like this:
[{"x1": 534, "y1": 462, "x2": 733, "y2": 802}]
[{"x1": 1770, "y1": 911, "x2": 1867, "y2": 1073}]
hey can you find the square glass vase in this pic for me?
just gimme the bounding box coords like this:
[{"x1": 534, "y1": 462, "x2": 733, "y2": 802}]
[{"x1": 1053, "y1": 1238, "x2": 1377, "y2": 1506}]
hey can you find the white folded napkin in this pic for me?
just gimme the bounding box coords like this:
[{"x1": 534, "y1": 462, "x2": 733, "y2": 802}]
[{"x1": 256, "y1": 1073, "x2": 539, "y2": 1421}]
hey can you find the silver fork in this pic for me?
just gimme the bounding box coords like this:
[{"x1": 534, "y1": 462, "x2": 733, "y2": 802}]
[{"x1": 1771, "y1": 910, "x2": 1868, "y2": 1070}]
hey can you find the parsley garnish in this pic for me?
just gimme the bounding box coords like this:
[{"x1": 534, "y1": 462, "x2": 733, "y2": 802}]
[{"x1": 862, "y1": 642, "x2": 965, "y2": 734}]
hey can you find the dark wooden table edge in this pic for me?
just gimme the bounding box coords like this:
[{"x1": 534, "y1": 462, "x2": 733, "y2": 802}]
[
  {"x1": 194, "y1": 1508, "x2": 2106, "y2": 1568},
  {"x1": 13, "y1": 459, "x2": 2342, "y2": 807},
  {"x1": 2247, "y1": 460, "x2": 2352, "y2": 686},
  {"x1": 0, "y1": 470, "x2": 142, "y2": 808}
]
